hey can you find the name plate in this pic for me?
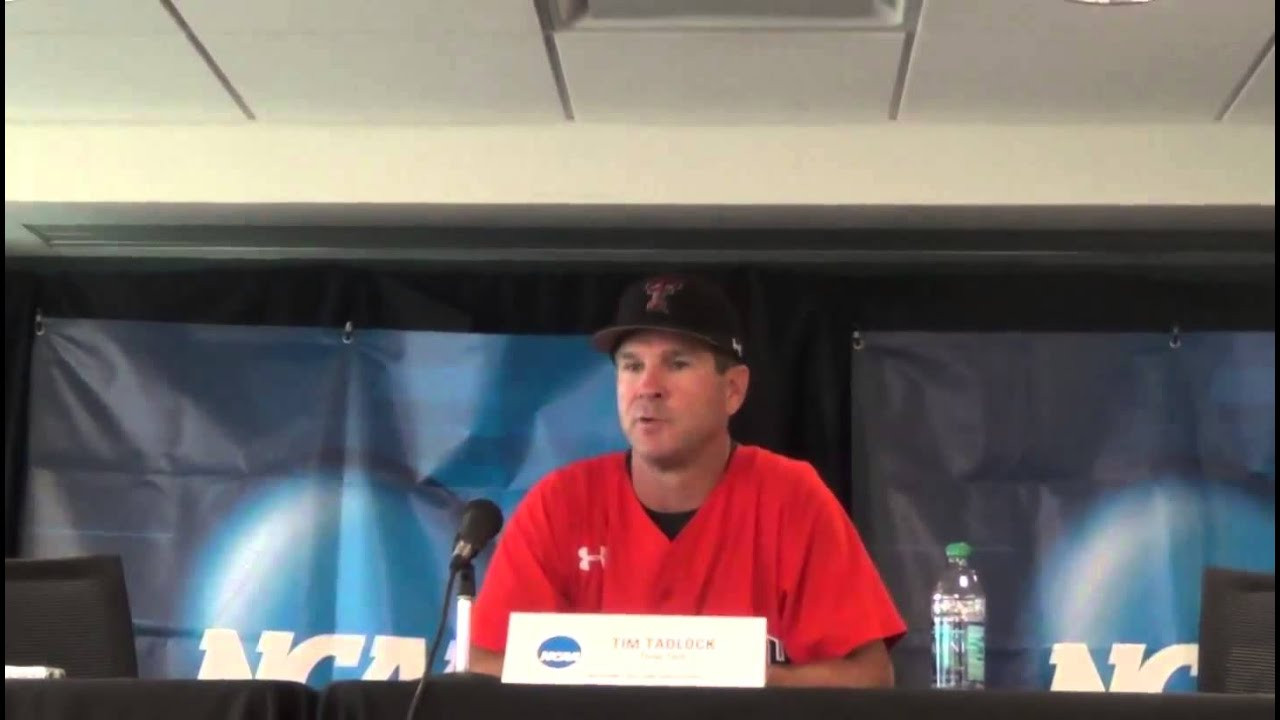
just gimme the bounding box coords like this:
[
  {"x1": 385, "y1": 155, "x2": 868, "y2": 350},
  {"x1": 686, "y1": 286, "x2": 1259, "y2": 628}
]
[
  {"x1": 501, "y1": 612, "x2": 766, "y2": 688},
  {"x1": 4, "y1": 665, "x2": 66, "y2": 679}
]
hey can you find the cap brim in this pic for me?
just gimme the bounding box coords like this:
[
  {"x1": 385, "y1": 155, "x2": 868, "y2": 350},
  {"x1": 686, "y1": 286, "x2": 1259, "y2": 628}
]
[{"x1": 591, "y1": 324, "x2": 726, "y2": 356}]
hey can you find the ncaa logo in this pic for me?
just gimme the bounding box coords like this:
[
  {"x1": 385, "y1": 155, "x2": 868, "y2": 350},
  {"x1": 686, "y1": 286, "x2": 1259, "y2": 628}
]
[{"x1": 537, "y1": 636, "x2": 582, "y2": 669}]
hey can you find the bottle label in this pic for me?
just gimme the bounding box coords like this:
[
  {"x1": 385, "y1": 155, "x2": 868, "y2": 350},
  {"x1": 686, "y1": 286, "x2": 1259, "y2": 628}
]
[
  {"x1": 933, "y1": 617, "x2": 985, "y2": 689},
  {"x1": 932, "y1": 618, "x2": 965, "y2": 688},
  {"x1": 966, "y1": 623, "x2": 985, "y2": 687}
]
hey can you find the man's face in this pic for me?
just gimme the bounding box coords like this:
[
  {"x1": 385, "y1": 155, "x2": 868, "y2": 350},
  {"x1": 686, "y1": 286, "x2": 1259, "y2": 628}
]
[{"x1": 614, "y1": 330, "x2": 749, "y2": 469}]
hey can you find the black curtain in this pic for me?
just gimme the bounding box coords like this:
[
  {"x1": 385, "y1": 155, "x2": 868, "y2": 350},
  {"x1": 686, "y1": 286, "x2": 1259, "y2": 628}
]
[
  {"x1": 5, "y1": 274, "x2": 38, "y2": 557},
  {"x1": 4, "y1": 261, "x2": 1275, "y2": 556}
]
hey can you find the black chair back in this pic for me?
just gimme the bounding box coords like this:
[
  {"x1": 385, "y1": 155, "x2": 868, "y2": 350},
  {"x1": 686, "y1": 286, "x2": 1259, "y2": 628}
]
[
  {"x1": 5, "y1": 554, "x2": 139, "y2": 678},
  {"x1": 1198, "y1": 566, "x2": 1275, "y2": 694}
]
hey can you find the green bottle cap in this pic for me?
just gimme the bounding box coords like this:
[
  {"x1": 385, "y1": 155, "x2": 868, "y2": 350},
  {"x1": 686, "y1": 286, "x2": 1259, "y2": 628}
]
[{"x1": 945, "y1": 542, "x2": 972, "y2": 559}]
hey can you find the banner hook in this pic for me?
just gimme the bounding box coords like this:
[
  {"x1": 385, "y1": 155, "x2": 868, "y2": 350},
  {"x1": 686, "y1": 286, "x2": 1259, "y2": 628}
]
[
  {"x1": 852, "y1": 328, "x2": 865, "y2": 351},
  {"x1": 1169, "y1": 323, "x2": 1181, "y2": 350},
  {"x1": 342, "y1": 321, "x2": 354, "y2": 345},
  {"x1": 34, "y1": 308, "x2": 45, "y2": 336}
]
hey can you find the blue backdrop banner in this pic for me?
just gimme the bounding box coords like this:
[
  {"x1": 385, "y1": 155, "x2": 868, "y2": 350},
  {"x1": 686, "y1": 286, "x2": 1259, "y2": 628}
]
[
  {"x1": 20, "y1": 321, "x2": 1275, "y2": 691},
  {"x1": 854, "y1": 331, "x2": 1275, "y2": 692},
  {"x1": 21, "y1": 318, "x2": 625, "y2": 685}
]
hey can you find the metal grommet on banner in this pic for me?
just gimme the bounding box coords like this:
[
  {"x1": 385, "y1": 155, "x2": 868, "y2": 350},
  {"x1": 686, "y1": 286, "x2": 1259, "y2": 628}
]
[
  {"x1": 342, "y1": 321, "x2": 354, "y2": 345},
  {"x1": 33, "y1": 308, "x2": 45, "y2": 336},
  {"x1": 1169, "y1": 324, "x2": 1182, "y2": 350},
  {"x1": 852, "y1": 328, "x2": 865, "y2": 351}
]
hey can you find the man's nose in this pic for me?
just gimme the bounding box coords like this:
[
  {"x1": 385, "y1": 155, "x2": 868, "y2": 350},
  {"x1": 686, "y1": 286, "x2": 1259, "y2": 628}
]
[{"x1": 635, "y1": 365, "x2": 666, "y2": 398}]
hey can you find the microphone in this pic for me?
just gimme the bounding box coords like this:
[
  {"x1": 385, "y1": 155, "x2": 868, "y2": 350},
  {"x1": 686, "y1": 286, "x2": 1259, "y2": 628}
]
[{"x1": 449, "y1": 499, "x2": 504, "y2": 571}]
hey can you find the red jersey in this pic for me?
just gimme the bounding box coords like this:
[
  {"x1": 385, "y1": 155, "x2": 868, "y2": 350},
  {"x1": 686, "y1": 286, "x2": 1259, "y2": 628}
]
[{"x1": 471, "y1": 445, "x2": 906, "y2": 665}]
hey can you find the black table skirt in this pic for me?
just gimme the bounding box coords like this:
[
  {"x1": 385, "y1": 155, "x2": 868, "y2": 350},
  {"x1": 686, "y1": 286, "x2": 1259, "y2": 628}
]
[
  {"x1": 7, "y1": 675, "x2": 1274, "y2": 720},
  {"x1": 320, "y1": 675, "x2": 1274, "y2": 720},
  {"x1": 5, "y1": 678, "x2": 316, "y2": 720}
]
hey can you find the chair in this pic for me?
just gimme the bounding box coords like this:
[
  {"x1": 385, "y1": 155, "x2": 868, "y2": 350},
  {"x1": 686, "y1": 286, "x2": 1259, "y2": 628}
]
[
  {"x1": 1198, "y1": 566, "x2": 1275, "y2": 694},
  {"x1": 4, "y1": 554, "x2": 139, "y2": 678}
]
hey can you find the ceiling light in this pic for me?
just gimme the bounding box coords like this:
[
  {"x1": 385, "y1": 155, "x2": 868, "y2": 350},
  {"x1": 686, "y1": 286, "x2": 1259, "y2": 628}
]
[{"x1": 551, "y1": 0, "x2": 909, "y2": 30}]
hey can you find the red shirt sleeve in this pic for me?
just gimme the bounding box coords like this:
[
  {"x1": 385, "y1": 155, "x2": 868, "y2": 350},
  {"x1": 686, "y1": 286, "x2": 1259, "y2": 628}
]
[
  {"x1": 471, "y1": 475, "x2": 571, "y2": 652},
  {"x1": 777, "y1": 464, "x2": 907, "y2": 665}
]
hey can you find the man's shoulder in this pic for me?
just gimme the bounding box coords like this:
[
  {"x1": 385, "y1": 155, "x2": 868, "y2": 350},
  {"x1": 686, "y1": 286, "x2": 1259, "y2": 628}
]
[
  {"x1": 531, "y1": 450, "x2": 629, "y2": 498},
  {"x1": 736, "y1": 445, "x2": 835, "y2": 509},
  {"x1": 739, "y1": 445, "x2": 824, "y2": 487}
]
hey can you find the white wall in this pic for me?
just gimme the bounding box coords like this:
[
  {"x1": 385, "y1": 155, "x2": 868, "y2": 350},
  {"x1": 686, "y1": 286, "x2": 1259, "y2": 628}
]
[
  {"x1": 6, "y1": 123, "x2": 1274, "y2": 206},
  {"x1": 5, "y1": 123, "x2": 1273, "y2": 256}
]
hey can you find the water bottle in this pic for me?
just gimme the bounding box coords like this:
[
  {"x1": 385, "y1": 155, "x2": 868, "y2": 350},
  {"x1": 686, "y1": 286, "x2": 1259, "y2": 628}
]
[{"x1": 931, "y1": 541, "x2": 986, "y2": 689}]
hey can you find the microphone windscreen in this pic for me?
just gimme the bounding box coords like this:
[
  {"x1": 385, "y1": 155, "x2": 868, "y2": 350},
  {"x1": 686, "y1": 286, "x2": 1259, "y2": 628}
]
[{"x1": 457, "y1": 498, "x2": 504, "y2": 550}]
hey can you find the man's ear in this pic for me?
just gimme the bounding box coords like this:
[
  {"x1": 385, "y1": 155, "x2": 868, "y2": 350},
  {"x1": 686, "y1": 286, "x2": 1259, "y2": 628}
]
[{"x1": 725, "y1": 364, "x2": 750, "y2": 416}]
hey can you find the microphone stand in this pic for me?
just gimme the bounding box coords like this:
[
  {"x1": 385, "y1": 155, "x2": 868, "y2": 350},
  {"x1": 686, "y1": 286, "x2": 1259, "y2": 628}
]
[
  {"x1": 407, "y1": 559, "x2": 469, "y2": 720},
  {"x1": 407, "y1": 500, "x2": 503, "y2": 720},
  {"x1": 452, "y1": 561, "x2": 476, "y2": 674}
]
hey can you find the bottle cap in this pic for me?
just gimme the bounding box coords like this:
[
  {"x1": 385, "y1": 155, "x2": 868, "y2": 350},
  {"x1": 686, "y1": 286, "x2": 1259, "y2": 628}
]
[{"x1": 945, "y1": 541, "x2": 972, "y2": 559}]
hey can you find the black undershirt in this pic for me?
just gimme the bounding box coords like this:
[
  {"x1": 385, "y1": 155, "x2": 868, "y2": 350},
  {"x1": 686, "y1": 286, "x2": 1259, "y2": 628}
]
[
  {"x1": 644, "y1": 507, "x2": 697, "y2": 541},
  {"x1": 629, "y1": 442, "x2": 738, "y2": 541}
]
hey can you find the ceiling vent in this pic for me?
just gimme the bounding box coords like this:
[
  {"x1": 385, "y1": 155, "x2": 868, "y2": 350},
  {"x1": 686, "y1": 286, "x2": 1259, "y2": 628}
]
[{"x1": 548, "y1": 0, "x2": 909, "y2": 30}]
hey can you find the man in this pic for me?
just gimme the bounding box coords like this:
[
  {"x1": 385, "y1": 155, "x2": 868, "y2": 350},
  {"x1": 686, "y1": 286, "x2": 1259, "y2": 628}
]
[{"x1": 469, "y1": 274, "x2": 905, "y2": 687}]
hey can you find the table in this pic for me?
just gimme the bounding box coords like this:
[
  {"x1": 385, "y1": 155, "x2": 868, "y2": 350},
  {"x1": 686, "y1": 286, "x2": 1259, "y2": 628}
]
[
  {"x1": 319, "y1": 675, "x2": 1275, "y2": 720},
  {"x1": 5, "y1": 678, "x2": 316, "y2": 720}
]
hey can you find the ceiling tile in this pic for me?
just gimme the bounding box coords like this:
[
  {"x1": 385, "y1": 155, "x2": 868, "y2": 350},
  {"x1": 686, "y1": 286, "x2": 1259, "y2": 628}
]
[
  {"x1": 199, "y1": 34, "x2": 563, "y2": 122},
  {"x1": 172, "y1": 0, "x2": 559, "y2": 121},
  {"x1": 172, "y1": 0, "x2": 539, "y2": 35},
  {"x1": 901, "y1": 0, "x2": 1275, "y2": 121},
  {"x1": 4, "y1": 0, "x2": 177, "y2": 34},
  {"x1": 6, "y1": 34, "x2": 244, "y2": 122}
]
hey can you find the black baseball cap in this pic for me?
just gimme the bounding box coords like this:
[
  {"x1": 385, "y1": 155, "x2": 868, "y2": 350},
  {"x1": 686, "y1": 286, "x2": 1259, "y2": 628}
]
[{"x1": 591, "y1": 274, "x2": 745, "y2": 364}]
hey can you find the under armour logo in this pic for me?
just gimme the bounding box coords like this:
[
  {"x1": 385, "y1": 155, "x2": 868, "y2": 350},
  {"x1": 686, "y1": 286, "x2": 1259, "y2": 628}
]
[
  {"x1": 577, "y1": 545, "x2": 606, "y2": 571},
  {"x1": 644, "y1": 280, "x2": 683, "y2": 314}
]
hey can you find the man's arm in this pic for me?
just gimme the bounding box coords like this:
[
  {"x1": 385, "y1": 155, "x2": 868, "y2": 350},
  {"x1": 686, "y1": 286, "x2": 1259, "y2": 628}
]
[
  {"x1": 766, "y1": 639, "x2": 894, "y2": 688},
  {"x1": 772, "y1": 464, "x2": 907, "y2": 687},
  {"x1": 467, "y1": 646, "x2": 504, "y2": 678}
]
